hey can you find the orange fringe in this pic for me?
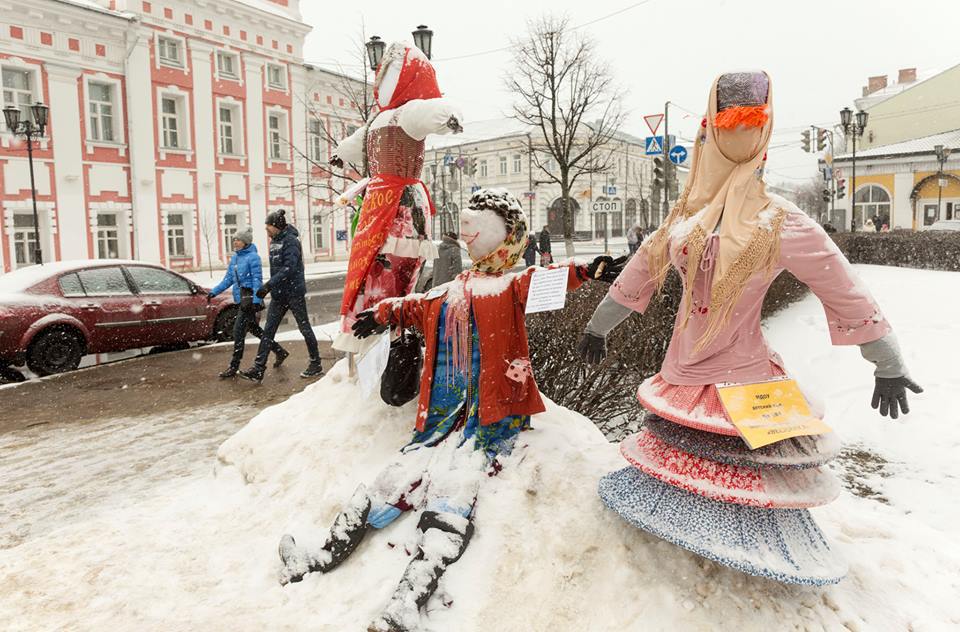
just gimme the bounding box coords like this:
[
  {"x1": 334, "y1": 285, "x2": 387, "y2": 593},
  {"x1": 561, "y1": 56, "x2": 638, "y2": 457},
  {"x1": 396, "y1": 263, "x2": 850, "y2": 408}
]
[{"x1": 714, "y1": 105, "x2": 769, "y2": 129}]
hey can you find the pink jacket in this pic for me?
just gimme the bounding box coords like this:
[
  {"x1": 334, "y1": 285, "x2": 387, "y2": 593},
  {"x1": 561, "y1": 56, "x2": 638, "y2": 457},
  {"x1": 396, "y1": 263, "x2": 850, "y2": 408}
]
[{"x1": 610, "y1": 206, "x2": 890, "y2": 386}]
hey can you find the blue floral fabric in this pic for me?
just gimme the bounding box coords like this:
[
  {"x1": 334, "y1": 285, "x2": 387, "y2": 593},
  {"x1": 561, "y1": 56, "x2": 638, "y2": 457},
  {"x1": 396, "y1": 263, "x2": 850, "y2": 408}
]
[{"x1": 407, "y1": 303, "x2": 530, "y2": 458}]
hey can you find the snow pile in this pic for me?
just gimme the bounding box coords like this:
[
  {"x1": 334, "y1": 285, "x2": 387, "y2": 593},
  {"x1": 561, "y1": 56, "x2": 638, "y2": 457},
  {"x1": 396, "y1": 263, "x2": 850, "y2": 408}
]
[{"x1": 0, "y1": 264, "x2": 958, "y2": 630}]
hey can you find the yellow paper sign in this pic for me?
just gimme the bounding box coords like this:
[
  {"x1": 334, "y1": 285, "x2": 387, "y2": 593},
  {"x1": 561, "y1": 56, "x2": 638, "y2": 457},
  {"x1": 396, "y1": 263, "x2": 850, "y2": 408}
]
[{"x1": 716, "y1": 378, "x2": 832, "y2": 450}]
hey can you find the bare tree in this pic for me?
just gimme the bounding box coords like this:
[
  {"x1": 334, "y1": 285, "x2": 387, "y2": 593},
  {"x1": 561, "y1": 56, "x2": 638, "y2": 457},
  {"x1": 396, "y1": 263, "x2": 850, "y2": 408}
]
[
  {"x1": 789, "y1": 176, "x2": 830, "y2": 221},
  {"x1": 507, "y1": 14, "x2": 627, "y2": 256}
]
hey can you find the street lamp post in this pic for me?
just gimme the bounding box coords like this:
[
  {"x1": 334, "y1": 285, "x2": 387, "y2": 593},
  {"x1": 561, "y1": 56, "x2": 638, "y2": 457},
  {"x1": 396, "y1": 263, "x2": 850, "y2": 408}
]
[
  {"x1": 840, "y1": 107, "x2": 869, "y2": 232},
  {"x1": 934, "y1": 144, "x2": 952, "y2": 222},
  {"x1": 3, "y1": 102, "x2": 49, "y2": 265}
]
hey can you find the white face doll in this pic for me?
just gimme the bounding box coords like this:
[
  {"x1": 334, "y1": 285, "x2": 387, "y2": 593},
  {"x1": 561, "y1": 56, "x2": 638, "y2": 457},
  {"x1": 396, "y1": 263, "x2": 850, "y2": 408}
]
[{"x1": 459, "y1": 207, "x2": 507, "y2": 262}]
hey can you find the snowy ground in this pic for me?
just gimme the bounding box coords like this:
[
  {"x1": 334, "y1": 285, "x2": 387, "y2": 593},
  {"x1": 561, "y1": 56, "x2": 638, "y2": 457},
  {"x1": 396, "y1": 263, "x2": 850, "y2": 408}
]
[{"x1": 1, "y1": 264, "x2": 957, "y2": 631}]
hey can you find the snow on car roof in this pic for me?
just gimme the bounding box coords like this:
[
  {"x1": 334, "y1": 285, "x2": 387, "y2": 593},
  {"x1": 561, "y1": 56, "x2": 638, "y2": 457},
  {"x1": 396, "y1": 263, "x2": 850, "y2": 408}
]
[{"x1": 0, "y1": 259, "x2": 145, "y2": 294}]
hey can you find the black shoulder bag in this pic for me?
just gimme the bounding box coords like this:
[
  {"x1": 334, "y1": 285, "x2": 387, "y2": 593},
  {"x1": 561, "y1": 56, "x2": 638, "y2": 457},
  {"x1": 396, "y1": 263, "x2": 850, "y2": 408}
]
[{"x1": 380, "y1": 306, "x2": 423, "y2": 407}]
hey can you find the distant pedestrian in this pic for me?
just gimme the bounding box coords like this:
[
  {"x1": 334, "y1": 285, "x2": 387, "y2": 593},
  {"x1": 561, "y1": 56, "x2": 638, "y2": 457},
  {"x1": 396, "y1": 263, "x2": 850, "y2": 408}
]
[
  {"x1": 872, "y1": 215, "x2": 882, "y2": 232},
  {"x1": 432, "y1": 232, "x2": 463, "y2": 286},
  {"x1": 239, "y1": 210, "x2": 323, "y2": 383},
  {"x1": 523, "y1": 233, "x2": 539, "y2": 267},
  {"x1": 208, "y1": 228, "x2": 288, "y2": 378},
  {"x1": 538, "y1": 225, "x2": 552, "y2": 266},
  {"x1": 627, "y1": 224, "x2": 641, "y2": 255}
]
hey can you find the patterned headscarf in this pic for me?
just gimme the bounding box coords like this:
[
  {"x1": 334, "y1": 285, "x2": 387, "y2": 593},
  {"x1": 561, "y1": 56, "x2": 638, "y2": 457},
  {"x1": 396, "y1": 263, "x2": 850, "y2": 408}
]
[
  {"x1": 644, "y1": 71, "x2": 784, "y2": 350},
  {"x1": 468, "y1": 189, "x2": 528, "y2": 274}
]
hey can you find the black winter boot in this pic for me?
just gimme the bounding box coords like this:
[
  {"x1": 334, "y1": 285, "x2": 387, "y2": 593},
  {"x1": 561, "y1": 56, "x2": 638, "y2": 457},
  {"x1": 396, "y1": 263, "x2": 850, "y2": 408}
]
[
  {"x1": 367, "y1": 511, "x2": 475, "y2": 632},
  {"x1": 273, "y1": 347, "x2": 290, "y2": 368},
  {"x1": 219, "y1": 366, "x2": 238, "y2": 379},
  {"x1": 300, "y1": 359, "x2": 323, "y2": 378},
  {"x1": 278, "y1": 486, "x2": 371, "y2": 585},
  {"x1": 238, "y1": 366, "x2": 265, "y2": 383}
]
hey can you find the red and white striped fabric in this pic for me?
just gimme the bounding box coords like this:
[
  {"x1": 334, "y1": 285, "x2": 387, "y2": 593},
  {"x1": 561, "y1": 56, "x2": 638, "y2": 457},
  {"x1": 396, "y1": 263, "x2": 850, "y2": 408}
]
[{"x1": 620, "y1": 430, "x2": 840, "y2": 509}]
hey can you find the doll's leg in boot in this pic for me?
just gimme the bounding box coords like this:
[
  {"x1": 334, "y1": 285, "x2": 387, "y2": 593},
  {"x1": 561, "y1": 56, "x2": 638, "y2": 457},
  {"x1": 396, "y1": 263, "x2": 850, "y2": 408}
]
[{"x1": 278, "y1": 485, "x2": 371, "y2": 585}]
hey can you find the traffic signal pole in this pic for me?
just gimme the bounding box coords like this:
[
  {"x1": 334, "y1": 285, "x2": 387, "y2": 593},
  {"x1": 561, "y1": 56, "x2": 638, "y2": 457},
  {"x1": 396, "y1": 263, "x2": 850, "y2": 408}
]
[{"x1": 663, "y1": 101, "x2": 671, "y2": 223}]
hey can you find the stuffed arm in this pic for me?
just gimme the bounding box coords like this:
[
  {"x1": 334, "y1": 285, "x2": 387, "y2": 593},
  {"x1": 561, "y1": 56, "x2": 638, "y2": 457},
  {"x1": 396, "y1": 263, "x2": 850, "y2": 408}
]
[
  {"x1": 331, "y1": 123, "x2": 368, "y2": 168},
  {"x1": 396, "y1": 98, "x2": 463, "y2": 141}
]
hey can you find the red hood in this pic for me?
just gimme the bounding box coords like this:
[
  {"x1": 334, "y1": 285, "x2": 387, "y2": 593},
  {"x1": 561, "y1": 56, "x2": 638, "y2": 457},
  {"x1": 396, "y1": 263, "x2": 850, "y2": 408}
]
[{"x1": 374, "y1": 43, "x2": 442, "y2": 112}]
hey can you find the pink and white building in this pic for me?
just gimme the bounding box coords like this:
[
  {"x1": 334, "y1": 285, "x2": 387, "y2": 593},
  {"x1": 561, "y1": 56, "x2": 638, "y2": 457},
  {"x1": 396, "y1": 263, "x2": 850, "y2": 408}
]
[{"x1": 0, "y1": 0, "x2": 363, "y2": 273}]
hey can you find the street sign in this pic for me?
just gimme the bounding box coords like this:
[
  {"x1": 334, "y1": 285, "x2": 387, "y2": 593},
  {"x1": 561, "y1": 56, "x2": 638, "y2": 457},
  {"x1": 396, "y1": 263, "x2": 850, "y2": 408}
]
[
  {"x1": 668, "y1": 145, "x2": 688, "y2": 165},
  {"x1": 470, "y1": 185, "x2": 482, "y2": 193},
  {"x1": 443, "y1": 153, "x2": 455, "y2": 165},
  {"x1": 644, "y1": 113, "x2": 664, "y2": 136},
  {"x1": 524, "y1": 191, "x2": 536, "y2": 199},
  {"x1": 591, "y1": 199, "x2": 623, "y2": 214},
  {"x1": 645, "y1": 136, "x2": 663, "y2": 156},
  {"x1": 335, "y1": 230, "x2": 348, "y2": 242},
  {"x1": 604, "y1": 185, "x2": 617, "y2": 196}
]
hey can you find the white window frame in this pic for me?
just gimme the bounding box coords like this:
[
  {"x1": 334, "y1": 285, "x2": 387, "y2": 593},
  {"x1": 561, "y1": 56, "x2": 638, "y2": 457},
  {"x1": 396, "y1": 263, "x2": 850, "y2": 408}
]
[
  {"x1": 222, "y1": 212, "x2": 240, "y2": 254},
  {"x1": 216, "y1": 99, "x2": 243, "y2": 157},
  {"x1": 499, "y1": 155, "x2": 507, "y2": 176},
  {"x1": 512, "y1": 154, "x2": 522, "y2": 174},
  {"x1": 479, "y1": 159, "x2": 488, "y2": 178},
  {"x1": 215, "y1": 50, "x2": 240, "y2": 81},
  {"x1": 12, "y1": 213, "x2": 38, "y2": 267},
  {"x1": 266, "y1": 63, "x2": 287, "y2": 91},
  {"x1": 165, "y1": 212, "x2": 190, "y2": 257},
  {"x1": 156, "y1": 34, "x2": 185, "y2": 69},
  {"x1": 1, "y1": 61, "x2": 44, "y2": 136},
  {"x1": 267, "y1": 109, "x2": 289, "y2": 162},
  {"x1": 156, "y1": 88, "x2": 192, "y2": 157},
  {"x1": 312, "y1": 211, "x2": 325, "y2": 251},
  {"x1": 96, "y1": 212, "x2": 121, "y2": 259},
  {"x1": 83, "y1": 75, "x2": 126, "y2": 147},
  {"x1": 308, "y1": 118, "x2": 326, "y2": 162}
]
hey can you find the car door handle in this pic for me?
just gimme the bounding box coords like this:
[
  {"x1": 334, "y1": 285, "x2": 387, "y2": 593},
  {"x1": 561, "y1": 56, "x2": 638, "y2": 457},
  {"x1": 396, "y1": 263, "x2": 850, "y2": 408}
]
[
  {"x1": 144, "y1": 300, "x2": 162, "y2": 306},
  {"x1": 81, "y1": 303, "x2": 99, "y2": 310}
]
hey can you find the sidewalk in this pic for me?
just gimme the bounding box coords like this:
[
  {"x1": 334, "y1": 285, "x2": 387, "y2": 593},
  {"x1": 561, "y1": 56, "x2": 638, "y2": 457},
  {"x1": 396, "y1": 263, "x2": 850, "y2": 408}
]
[{"x1": 183, "y1": 259, "x2": 350, "y2": 286}]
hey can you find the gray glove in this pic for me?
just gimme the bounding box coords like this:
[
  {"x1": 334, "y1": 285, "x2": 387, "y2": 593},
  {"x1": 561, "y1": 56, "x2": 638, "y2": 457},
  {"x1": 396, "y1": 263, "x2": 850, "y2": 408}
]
[
  {"x1": 860, "y1": 334, "x2": 922, "y2": 419},
  {"x1": 577, "y1": 333, "x2": 606, "y2": 364},
  {"x1": 871, "y1": 377, "x2": 923, "y2": 419}
]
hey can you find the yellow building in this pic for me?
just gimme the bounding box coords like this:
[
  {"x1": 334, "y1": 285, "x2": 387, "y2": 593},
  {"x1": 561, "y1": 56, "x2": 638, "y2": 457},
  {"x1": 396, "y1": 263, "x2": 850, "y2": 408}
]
[{"x1": 828, "y1": 64, "x2": 960, "y2": 230}]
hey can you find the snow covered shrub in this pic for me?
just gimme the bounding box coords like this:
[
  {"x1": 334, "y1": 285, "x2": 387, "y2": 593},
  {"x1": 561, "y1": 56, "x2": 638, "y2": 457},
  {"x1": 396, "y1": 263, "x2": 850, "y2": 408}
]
[
  {"x1": 526, "y1": 266, "x2": 807, "y2": 441},
  {"x1": 832, "y1": 231, "x2": 960, "y2": 272}
]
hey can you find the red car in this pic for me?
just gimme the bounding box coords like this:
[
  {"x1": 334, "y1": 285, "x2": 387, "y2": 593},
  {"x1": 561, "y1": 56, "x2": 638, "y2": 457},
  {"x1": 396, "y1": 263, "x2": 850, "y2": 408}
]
[{"x1": 0, "y1": 260, "x2": 236, "y2": 378}]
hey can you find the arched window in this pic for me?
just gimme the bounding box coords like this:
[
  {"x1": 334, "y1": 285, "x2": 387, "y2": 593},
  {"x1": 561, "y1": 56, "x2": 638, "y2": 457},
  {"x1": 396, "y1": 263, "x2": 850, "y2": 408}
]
[{"x1": 853, "y1": 185, "x2": 891, "y2": 230}]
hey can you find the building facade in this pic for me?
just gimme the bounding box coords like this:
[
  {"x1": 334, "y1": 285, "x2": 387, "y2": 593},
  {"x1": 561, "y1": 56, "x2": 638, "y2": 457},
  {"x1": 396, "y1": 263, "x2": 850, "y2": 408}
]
[
  {"x1": 422, "y1": 118, "x2": 683, "y2": 241},
  {"x1": 0, "y1": 0, "x2": 364, "y2": 273},
  {"x1": 825, "y1": 64, "x2": 960, "y2": 230}
]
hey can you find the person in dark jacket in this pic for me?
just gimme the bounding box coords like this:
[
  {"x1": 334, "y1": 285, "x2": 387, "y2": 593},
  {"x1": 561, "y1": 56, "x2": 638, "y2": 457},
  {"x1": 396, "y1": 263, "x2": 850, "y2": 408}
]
[
  {"x1": 538, "y1": 226, "x2": 552, "y2": 266},
  {"x1": 209, "y1": 228, "x2": 288, "y2": 378},
  {"x1": 239, "y1": 210, "x2": 323, "y2": 383},
  {"x1": 432, "y1": 232, "x2": 463, "y2": 286},
  {"x1": 523, "y1": 233, "x2": 538, "y2": 267}
]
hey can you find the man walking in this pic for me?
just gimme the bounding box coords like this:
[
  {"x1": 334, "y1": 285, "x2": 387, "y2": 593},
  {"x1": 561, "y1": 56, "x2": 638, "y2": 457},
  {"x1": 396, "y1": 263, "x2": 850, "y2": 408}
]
[
  {"x1": 432, "y1": 232, "x2": 462, "y2": 286},
  {"x1": 208, "y1": 227, "x2": 288, "y2": 378},
  {"x1": 538, "y1": 225, "x2": 552, "y2": 266},
  {"x1": 239, "y1": 209, "x2": 323, "y2": 383}
]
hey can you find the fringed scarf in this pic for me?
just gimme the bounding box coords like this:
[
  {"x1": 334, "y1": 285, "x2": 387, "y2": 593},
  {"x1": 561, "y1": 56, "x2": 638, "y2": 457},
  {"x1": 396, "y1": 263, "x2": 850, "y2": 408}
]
[
  {"x1": 646, "y1": 71, "x2": 785, "y2": 351},
  {"x1": 444, "y1": 212, "x2": 528, "y2": 376}
]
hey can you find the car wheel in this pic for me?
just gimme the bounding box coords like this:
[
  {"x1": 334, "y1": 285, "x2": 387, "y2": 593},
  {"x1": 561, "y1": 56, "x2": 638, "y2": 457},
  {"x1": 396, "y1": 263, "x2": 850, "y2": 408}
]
[
  {"x1": 213, "y1": 306, "x2": 238, "y2": 342},
  {"x1": 26, "y1": 328, "x2": 85, "y2": 377}
]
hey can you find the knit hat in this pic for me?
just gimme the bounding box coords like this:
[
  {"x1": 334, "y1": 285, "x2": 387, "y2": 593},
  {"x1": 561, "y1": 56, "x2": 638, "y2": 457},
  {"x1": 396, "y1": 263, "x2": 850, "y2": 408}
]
[
  {"x1": 234, "y1": 226, "x2": 253, "y2": 245},
  {"x1": 467, "y1": 188, "x2": 526, "y2": 236},
  {"x1": 265, "y1": 209, "x2": 287, "y2": 229}
]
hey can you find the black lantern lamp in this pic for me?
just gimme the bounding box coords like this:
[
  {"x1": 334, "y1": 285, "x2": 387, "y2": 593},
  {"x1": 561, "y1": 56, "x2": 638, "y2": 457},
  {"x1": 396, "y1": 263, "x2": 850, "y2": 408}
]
[
  {"x1": 839, "y1": 107, "x2": 853, "y2": 132},
  {"x1": 412, "y1": 25, "x2": 433, "y2": 59},
  {"x1": 365, "y1": 35, "x2": 385, "y2": 71},
  {"x1": 855, "y1": 109, "x2": 868, "y2": 133},
  {"x1": 3, "y1": 104, "x2": 21, "y2": 131},
  {"x1": 31, "y1": 101, "x2": 49, "y2": 133}
]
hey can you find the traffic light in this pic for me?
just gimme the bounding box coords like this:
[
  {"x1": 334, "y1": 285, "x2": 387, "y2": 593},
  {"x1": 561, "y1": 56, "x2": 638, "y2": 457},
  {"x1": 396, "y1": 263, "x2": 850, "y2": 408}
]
[
  {"x1": 464, "y1": 157, "x2": 477, "y2": 176},
  {"x1": 801, "y1": 129, "x2": 811, "y2": 153},
  {"x1": 817, "y1": 128, "x2": 828, "y2": 152},
  {"x1": 822, "y1": 188, "x2": 831, "y2": 203},
  {"x1": 836, "y1": 178, "x2": 846, "y2": 199},
  {"x1": 652, "y1": 156, "x2": 664, "y2": 190}
]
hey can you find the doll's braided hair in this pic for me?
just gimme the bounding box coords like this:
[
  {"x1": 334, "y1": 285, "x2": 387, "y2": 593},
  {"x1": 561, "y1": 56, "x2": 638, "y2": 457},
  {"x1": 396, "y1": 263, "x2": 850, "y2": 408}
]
[{"x1": 468, "y1": 188, "x2": 526, "y2": 235}]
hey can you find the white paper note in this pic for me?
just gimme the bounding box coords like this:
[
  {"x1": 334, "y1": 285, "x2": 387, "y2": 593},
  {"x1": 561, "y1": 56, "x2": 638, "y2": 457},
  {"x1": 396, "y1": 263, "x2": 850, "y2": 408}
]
[
  {"x1": 525, "y1": 267, "x2": 569, "y2": 314},
  {"x1": 357, "y1": 332, "x2": 391, "y2": 398}
]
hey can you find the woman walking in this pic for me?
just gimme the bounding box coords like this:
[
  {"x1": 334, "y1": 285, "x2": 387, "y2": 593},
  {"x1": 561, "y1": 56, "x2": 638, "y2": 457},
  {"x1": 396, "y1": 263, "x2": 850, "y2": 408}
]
[{"x1": 208, "y1": 228, "x2": 288, "y2": 378}]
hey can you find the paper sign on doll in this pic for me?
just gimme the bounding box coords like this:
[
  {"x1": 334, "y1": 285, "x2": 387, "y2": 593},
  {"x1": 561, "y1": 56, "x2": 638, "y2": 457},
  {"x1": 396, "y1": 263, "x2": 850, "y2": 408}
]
[
  {"x1": 357, "y1": 332, "x2": 392, "y2": 398},
  {"x1": 525, "y1": 267, "x2": 568, "y2": 314},
  {"x1": 716, "y1": 378, "x2": 833, "y2": 450}
]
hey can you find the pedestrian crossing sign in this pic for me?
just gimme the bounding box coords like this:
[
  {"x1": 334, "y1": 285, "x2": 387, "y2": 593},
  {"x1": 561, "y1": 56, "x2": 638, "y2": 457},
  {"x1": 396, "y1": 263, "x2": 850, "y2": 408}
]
[{"x1": 645, "y1": 136, "x2": 663, "y2": 156}]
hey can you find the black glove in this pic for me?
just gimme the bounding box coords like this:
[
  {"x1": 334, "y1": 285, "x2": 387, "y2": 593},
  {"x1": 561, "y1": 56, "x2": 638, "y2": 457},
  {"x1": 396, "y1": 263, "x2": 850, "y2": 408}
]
[
  {"x1": 255, "y1": 283, "x2": 270, "y2": 300},
  {"x1": 206, "y1": 292, "x2": 215, "y2": 301},
  {"x1": 577, "y1": 332, "x2": 607, "y2": 364},
  {"x1": 329, "y1": 155, "x2": 344, "y2": 169},
  {"x1": 871, "y1": 376, "x2": 923, "y2": 419},
  {"x1": 352, "y1": 310, "x2": 388, "y2": 339},
  {"x1": 446, "y1": 115, "x2": 463, "y2": 133},
  {"x1": 586, "y1": 256, "x2": 627, "y2": 283}
]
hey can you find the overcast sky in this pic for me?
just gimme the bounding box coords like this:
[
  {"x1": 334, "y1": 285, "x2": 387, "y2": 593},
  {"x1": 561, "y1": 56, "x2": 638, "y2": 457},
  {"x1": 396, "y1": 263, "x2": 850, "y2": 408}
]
[{"x1": 301, "y1": 0, "x2": 960, "y2": 186}]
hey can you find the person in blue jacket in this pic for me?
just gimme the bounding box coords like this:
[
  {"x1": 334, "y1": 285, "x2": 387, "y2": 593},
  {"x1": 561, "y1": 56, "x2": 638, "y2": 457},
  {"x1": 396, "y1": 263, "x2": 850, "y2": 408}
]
[
  {"x1": 209, "y1": 227, "x2": 289, "y2": 378},
  {"x1": 239, "y1": 210, "x2": 323, "y2": 383}
]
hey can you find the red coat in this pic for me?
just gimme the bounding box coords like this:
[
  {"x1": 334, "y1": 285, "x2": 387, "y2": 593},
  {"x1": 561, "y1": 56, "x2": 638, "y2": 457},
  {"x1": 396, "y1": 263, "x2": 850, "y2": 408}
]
[{"x1": 375, "y1": 264, "x2": 586, "y2": 430}]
